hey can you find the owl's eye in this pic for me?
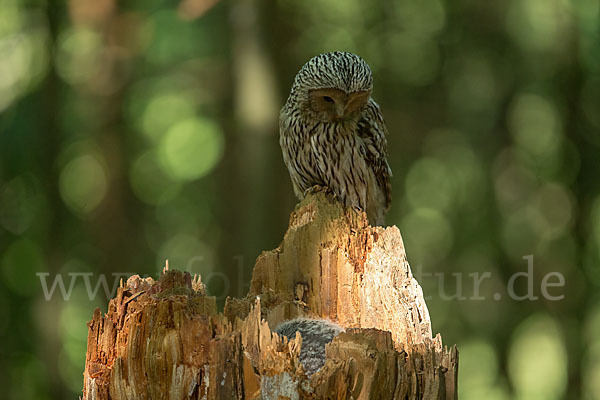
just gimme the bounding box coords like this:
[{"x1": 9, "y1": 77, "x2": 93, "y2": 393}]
[{"x1": 323, "y1": 96, "x2": 334, "y2": 103}]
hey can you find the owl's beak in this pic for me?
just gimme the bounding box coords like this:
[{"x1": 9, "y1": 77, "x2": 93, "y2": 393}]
[
  {"x1": 334, "y1": 103, "x2": 345, "y2": 120},
  {"x1": 342, "y1": 91, "x2": 370, "y2": 119}
]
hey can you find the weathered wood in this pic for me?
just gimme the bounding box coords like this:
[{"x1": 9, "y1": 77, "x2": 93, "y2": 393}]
[{"x1": 82, "y1": 192, "x2": 458, "y2": 399}]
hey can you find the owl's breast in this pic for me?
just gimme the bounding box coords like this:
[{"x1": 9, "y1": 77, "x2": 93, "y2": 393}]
[{"x1": 309, "y1": 122, "x2": 363, "y2": 160}]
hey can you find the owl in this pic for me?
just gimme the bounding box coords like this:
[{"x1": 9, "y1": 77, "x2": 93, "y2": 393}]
[{"x1": 279, "y1": 52, "x2": 392, "y2": 225}]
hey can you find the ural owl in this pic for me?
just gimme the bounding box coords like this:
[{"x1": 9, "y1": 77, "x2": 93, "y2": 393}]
[{"x1": 279, "y1": 52, "x2": 392, "y2": 225}]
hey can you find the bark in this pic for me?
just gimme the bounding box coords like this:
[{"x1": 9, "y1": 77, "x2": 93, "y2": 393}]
[{"x1": 82, "y1": 192, "x2": 458, "y2": 399}]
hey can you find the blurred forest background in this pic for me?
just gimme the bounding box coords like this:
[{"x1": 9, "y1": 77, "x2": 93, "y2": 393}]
[{"x1": 0, "y1": 0, "x2": 599, "y2": 398}]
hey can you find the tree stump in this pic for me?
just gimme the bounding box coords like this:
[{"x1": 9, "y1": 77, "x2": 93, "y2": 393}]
[{"x1": 82, "y1": 192, "x2": 458, "y2": 399}]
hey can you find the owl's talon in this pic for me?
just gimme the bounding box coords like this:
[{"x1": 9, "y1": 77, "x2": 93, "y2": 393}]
[
  {"x1": 304, "y1": 185, "x2": 341, "y2": 204},
  {"x1": 304, "y1": 185, "x2": 325, "y2": 197}
]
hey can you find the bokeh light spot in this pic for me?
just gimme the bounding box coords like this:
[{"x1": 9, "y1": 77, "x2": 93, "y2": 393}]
[
  {"x1": 459, "y1": 338, "x2": 498, "y2": 387},
  {"x1": 459, "y1": 338, "x2": 509, "y2": 399},
  {"x1": 583, "y1": 355, "x2": 600, "y2": 400},
  {"x1": 59, "y1": 290, "x2": 97, "y2": 345},
  {"x1": 55, "y1": 27, "x2": 102, "y2": 85},
  {"x1": 508, "y1": 314, "x2": 567, "y2": 399},
  {"x1": 142, "y1": 92, "x2": 196, "y2": 141},
  {"x1": 533, "y1": 183, "x2": 573, "y2": 240},
  {"x1": 0, "y1": 7, "x2": 49, "y2": 111},
  {"x1": 583, "y1": 303, "x2": 600, "y2": 398},
  {"x1": 0, "y1": 3, "x2": 24, "y2": 37},
  {"x1": 405, "y1": 157, "x2": 454, "y2": 212},
  {"x1": 508, "y1": 93, "x2": 562, "y2": 158},
  {"x1": 158, "y1": 117, "x2": 224, "y2": 181},
  {"x1": 59, "y1": 153, "x2": 108, "y2": 216},
  {"x1": 126, "y1": 75, "x2": 200, "y2": 141},
  {"x1": 157, "y1": 234, "x2": 214, "y2": 276},
  {"x1": 400, "y1": 208, "x2": 453, "y2": 266},
  {"x1": 506, "y1": 0, "x2": 572, "y2": 52}
]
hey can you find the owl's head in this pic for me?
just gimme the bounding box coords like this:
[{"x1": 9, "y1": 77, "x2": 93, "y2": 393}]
[{"x1": 290, "y1": 52, "x2": 373, "y2": 122}]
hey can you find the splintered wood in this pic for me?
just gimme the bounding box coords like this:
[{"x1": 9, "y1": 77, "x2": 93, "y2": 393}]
[{"x1": 82, "y1": 192, "x2": 458, "y2": 399}]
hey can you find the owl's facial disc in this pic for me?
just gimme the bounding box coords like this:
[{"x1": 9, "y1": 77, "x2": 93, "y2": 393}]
[{"x1": 308, "y1": 88, "x2": 371, "y2": 122}]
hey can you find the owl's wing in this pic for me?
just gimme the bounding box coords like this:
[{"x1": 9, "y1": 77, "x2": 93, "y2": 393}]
[{"x1": 357, "y1": 99, "x2": 392, "y2": 211}]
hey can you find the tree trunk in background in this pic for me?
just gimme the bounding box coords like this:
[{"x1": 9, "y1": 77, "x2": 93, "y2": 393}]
[
  {"x1": 219, "y1": 0, "x2": 284, "y2": 300},
  {"x1": 82, "y1": 193, "x2": 458, "y2": 399},
  {"x1": 41, "y1": 5, "x2": 65, "y2": 399}
]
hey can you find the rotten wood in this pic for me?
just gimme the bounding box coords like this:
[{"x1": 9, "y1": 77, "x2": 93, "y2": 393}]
[{"x1": 82, "y1": 192, "x2": 458, "y2": 399}]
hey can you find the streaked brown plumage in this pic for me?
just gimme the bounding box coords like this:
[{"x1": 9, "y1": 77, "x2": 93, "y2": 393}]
[{"x1": 279, "y1": 52, "x2": 392, "y2": 225}]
